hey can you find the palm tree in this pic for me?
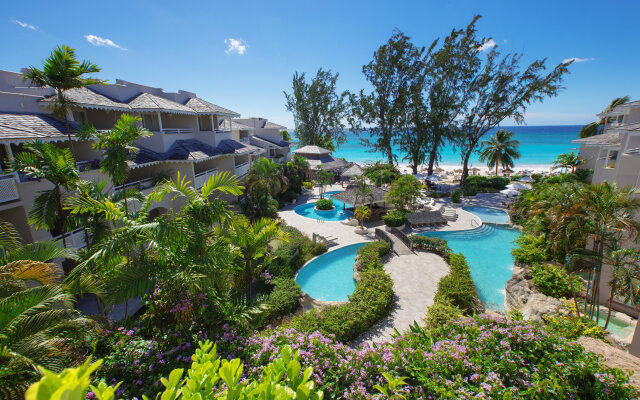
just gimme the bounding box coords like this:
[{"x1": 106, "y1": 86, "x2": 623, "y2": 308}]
[
  {"x1": 580, "y1": 182, "x2": 640, "y2": 321},
  {"x1": 79, "y1": 114, "x2": 151, "y2": 216},
  {"x1": 605, "y1": 248, "x2": 640, "y2": 330},
  {"x1": 478, "y1": 129, "x2": 520, "y2": 176},
  {"x1": 225, "y1": 216, "x2": 288, "y2": 298},
  {"x1": 579, "y1": 96, "x2": 630, "y2": 138},
  {"x1": 354, "y1": 205, "x2": 371, "y2": 229},
  {"x1": 246, "y1": 158, "x2": 288, "y2": 197},
  {"x1": 552, "y1": 152, "x2": 582, "y2": 173},
  {"x1": 23, "y1": 45, "x2": 103, "y2": 157},
  {"x1": 10, "y1": 141, "x2": 80, "y2": 239}
]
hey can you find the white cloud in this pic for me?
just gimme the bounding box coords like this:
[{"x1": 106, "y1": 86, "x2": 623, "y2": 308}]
[
  {"x1": 13, "y1": 19, "x2": 36, "y2": 30},
  {"x1": 225, "y1": 38, "x2": 247, "y2": 55},
  {"x1": 563, "y1": 57, "x2": 595, "y2": 64},
  {"x1": 478, "y1": 38, "x2": 497, "y2": 52},
  {"x1": 84, "y1": 34, "x2": 127, "y2": 50}
]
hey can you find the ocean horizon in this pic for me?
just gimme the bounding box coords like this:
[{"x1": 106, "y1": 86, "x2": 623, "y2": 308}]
[{"x1": 294, "y1": 125, "x2": 581, "y2": 170}]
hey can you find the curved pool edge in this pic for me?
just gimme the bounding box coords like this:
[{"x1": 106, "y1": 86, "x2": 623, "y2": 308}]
[
  {"x1": 462, "y1": 205, "x2": 511, "y2": 225},
  {"x1": 294, "y1": 241, "x2": 370, "y2": 303}
]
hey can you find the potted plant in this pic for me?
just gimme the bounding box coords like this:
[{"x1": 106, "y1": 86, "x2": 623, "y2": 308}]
[
  {"x1": 314, "y1": 198, "x2": 334, "y2": 211},
  {"x1": 353, "y1": 205, "x2": 371, "y2": 234},
  {"x1": 382, "y1": 209, "x2": 407, "y2": 231}
]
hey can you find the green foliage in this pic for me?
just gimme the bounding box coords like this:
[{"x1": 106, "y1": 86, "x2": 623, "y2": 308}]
[
  {"x1": 511, "y1": 234, "x2": 549, "y2": 264},
  {"x1": 303, "y1": 181, "x2": 313, "y2": 190},
  {"x1": 425, "y1": 300, "x2": 463, "y2": 329},
  {"x1": 259, "y1": 278, "x2": 302, "y2": 325},
  {"x1": 382, "y1": 209, "x2": 407, "y2": 227},
  {"x1": 286, "y1": 241, "x2": 393, "y2": 342},
  {"x1": 531, "y1": 263, "x2": 583, "y2": 299},
  {"x1": 285, "y1": 69, "x2": 349, "y2": 151},
  {"x1": 434, "y1": 253, "x2": 480, "y2": 315},
  {"x1": 362, "y1": 163, "x2": 400, "y2": 186},
  {"x1": 552, "y1": 152, "x2": 582, "y2": 173},
  {"x1": 450, "y1": 189, "x2": 461, "y2": 203},
  {"x1": 314, "y1": 198, "x2": 334, "y2": 210},
  {"x1": 26, "y1": 342, "x2": 324, "y2": 400},
  {"x1": 269, "y1": 225, "x2": 326, "y2": 279},
  {"x1": 464, "y1": 175, "x2": 510, "y2": 190},
  {"x1": 462, "y1": 184, "x2": 477, "y2": 197},
  {"x1": 409, "y1": 236, "x2": 451, "y2": 258},
  {"x1": 478, "y1": 129, "x2": 521, "y2": 175},
  {"x1": 542, "y1": 314, "x2": 608, "y2": 341},
  {"x1": 386, "y1": 175, "x2": 422, "y2": 211},
  {"x1": 314, "y1": 168, "x2": 334, "y2": 198}
]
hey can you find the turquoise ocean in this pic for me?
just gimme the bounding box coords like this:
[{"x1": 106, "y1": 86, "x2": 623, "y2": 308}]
[{"x1": 309, "y1": 125, "x2": 581, "y2": 169}]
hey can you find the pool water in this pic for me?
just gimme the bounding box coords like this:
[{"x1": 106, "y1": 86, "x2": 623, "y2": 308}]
[
  {"x1": 294, "y1": 190, "x2": 353, "y2": 221},
  {"x1": 295, "y1": 242, "x2": 366, "y2": 301},
  {"x1": 420, "y1": 224, "x2": 520, "y2": 311},
  {"x1": 463, "y1": 206, "x2": 510, "y2": 224},
  {"x1": 593, "y1": 311, "x2": 635, "y2": 340}
]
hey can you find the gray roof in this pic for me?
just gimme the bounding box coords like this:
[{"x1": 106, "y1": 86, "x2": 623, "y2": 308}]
[
  {"x1": 331, "y1": 186, "x2": 388, "y2": 207},
  {"x1": 254, "y1": 135, "x2": 290, "y2": 148},
  {"x1": 41, "y1": 87, "x2": 131, "y2": 112},
  {"x1": 341, "y1": 164, "x2": 362, "y2": 177},
  {"x1": 306, "y1": 156, "x2": 348, "y2": 171},
  {"x1": 127, "y1": 138, "x2": 259, "y2": 166},
  {"x1": 573, "y1": 133, "x2": 621, "y2": 146},
  {"x1": 264, "y1": 121, "x2": 287, "y2": 130},
  {"x1": 617, "y1": 122, "x2": 640, "y2": 132},
  {"x1": 184, "y1": 97, "x2": 239, "y2": 117},
  {"x1": 128, "y1": 93, "x2": 195, "y2": 115},
  {"x1": 0, "y1": 113, "x2": 79, "y2": 142},
  {"x1": 231, "y1": 120, "x2": 254, "y2": 130},
  {"x1": 293, "y1": 145, "x2": 331, "y2": 156}
]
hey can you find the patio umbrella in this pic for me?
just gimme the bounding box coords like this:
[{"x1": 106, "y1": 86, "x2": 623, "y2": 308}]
[
  {"x1": 518, "y1": 176, "x2": 536, "y2": 183},
  {"x1": 427, "y1": 174, "x2": 442, "y2": 182},
  {"x1": 507, "y1": 182, "x2": 528, "y2": 191},
  {"x1": 500, "y1": 188, "x2": 519, "y2": 196}
]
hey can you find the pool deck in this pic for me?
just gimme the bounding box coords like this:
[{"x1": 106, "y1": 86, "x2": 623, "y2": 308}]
[{"x1": 279, "y1": 187, "x2": 501, "y2": 344}]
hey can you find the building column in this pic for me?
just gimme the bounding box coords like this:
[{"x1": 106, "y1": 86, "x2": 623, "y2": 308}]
[
  {"x1": 210, "y1": 115, "x2": 214, "y2": 132},
  {"x1": 157, "y1": 112, "x2": 163, "y2": 132}
]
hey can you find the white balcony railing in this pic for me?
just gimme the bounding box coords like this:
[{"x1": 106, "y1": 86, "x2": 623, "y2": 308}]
[
  {"x1": 161, "y1": 128, "x2": 193, "y2": 135},
  {"x1": 114, "y1": 177, "x2": 155, "y2": 193},
  {"x1": 53, "y1": 228, "x2": 87, "y2": 250},
  {"x1": 0, "y1": 172, "x2": 20, "y2": 203},
  {"x1": 239, "y1": 137, "x2": 250, "y2": 144},
  {"x1": 235, "y1": 162, "x2": 250, "y2": 177},
  {"x1": 214, "y1": 128, "x2": 231, "y2": 133},
  {"x1": 194, "y1": 168, "x2": 218, "y2": 189}
]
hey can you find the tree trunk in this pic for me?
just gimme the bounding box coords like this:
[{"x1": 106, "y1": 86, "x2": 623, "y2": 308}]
[
  {"x1": 427, "y1": 136, "x2": 442, "y2": 176},
  {"x1": 583, "y1": 267, "x2": 594, "y2": 316},
  {"x1": 604, "y1": 281, "x2": 616, "y2": 330},
  {"x1": 569, "y1": 273, "x2": 581, "y2": 318},
  {"x1": 460, "y1": 151, "x2": 472, "y2": 187},
  {"x1": 411, "y1": 163, "x2": 418, "y2": 175}
]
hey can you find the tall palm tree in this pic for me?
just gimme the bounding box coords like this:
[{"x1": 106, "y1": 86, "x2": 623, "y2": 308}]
[
  {"x1": 478, "y1": 129, "x2": 520, "y2": 176},
  {"x1": 580, "y1": 182, "x2": 640, "y2": 321},
  {"x1": 10, "y1": 141, "x2": 80, "y2": 239},
  {"x1": 23, "y1": 45, "x2": 103, "y2": 157},
  {"x1": 225, "y1": 216, "x2": 288, "y2": 298},
  {"x1": 246, "y1": 158, "x2": 288, "y2": 197},
  {"x1": 79, "y1": 114, "x2": 151, "y2": 216},
  {"x1": 606, "y1": 248, "x2": 640, "y2": 330},
  {"x1": 579, "y1": 96, "x2": 631, "y2": 138}
]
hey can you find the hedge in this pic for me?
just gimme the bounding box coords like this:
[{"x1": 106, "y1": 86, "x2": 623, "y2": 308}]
[{"x1": 285, "y1": 241, "x2": 393, "y2": 342}]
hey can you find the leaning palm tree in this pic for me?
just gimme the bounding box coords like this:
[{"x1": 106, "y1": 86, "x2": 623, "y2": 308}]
[
  {"x1": 552, "y1": 152, "x2": 582, "y2": 173},
  {"x1": 579, "y1": 96, "x2": 631, "y2": 138},
  {"x1": 580, "y1": 182, "x2": 640, "y2": 321},
  {"x1": 23, "y1": 45, "x2": 103, "y2": 156},
  {"x1": 478, "y1": 129, "x2": 520, "y2": 176},
  {"x1": 78, "y1": 114, "x2": 151, "y2": 216},
  {"x1": 225, "y1": 215, "x2": 288, "y2": 298},
  {"x1": 10, "y1": 141, "x2": 80, "y2": 239}
]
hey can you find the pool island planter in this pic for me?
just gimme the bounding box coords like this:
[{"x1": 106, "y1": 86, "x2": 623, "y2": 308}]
[
  {"x1": 385, "y1": 223, "x2": 405, "y2": 232},
  {"x1": 314, "y1": 205, "x2": 336, "y2": 212},
  {"x1": 354, "y1": 227, "x2": 369, "y2": 235}
]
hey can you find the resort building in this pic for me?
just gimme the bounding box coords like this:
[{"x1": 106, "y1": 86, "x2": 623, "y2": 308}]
[
  {"x1": 0, "y1": 69, "x2": 289, "y2": 246},
  {"x1": 573, "y1": 100, "x2": 640, "y2": 188}
]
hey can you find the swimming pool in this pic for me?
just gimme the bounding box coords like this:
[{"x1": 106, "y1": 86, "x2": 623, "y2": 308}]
[
  {"x1": 420, "y1": 224, "x2": 520, "y2": 311},
  {"x1": 463, "y1": 206, "x2": 510, "y2": 224},
  {"x1": 294, "y1": 190, "x2": 353, "y2": 221},
  {"x1": 295, "y1": 242, "x2": 366, "y2": 301}
]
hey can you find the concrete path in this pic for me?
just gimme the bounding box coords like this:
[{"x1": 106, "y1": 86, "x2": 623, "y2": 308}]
[{"x1": 352, "y1": 251, "x2": 450, "y2": 346}]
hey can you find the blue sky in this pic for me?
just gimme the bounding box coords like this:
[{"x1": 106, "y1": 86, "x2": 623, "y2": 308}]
[{"x1": 2, "y1": 0, "x2": 639, "y2": 129}]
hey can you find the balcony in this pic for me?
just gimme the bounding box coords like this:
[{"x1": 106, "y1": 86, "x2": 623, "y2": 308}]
[
  {"x1": 239, "y1": 137, "x2": 250, "y2": 144},
  {"x1": 214, "y1": 128, "x2": 231, "y2": 133},
  {"x1": 0, "y1": 173, "x2": 20, "y2": 203},
  {"x1": 235, "y1": 162, "x2": 250, "y2": 177},
  {"x1": 114, "y1": 177, "x2": 155, "y2": 193},
  {"x1": 53, "y1": 228, "x2": 87, "y2": 250},
  {"x1": 77, "y1": 159, "x2": 101, "y2": 172},
  {"x1": 161, "y1": 128, "x2": 193, "y2": 135},
  {"x1": 194, "y1": 168, "x2": 218, "y2": 189}
]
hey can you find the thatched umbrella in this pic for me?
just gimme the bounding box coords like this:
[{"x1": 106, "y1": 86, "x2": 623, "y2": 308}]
[{"x1": 331, "y1": 186, "x2": 388, "y2": 207}]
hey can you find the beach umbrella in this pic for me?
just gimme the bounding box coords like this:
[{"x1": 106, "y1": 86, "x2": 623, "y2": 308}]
[
  {"x1": 427, "y1": 174, "x2": 442, "y2": 182},
  {"x1": 500, "y1": 188, "x2": 518, "y2": 196},
  {"x1": 518, "y1": 176, "x2": 536, "y2": 183},
  {"x1": 507, "y1": 182, "x2": 528, "y2": 191}
]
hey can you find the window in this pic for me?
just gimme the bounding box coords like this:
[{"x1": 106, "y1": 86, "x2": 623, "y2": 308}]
[
  {"x1": 606, "y1": 150, "x2": 618, "y2": 169},
  {"x1": 142, "y1": 114, "x2": 159, "y2": 131},
  {"x1": 198, "y1": 115, "x2": 212, "y2": 131},
  {"x1": 72, "y1": 111, "x2": 87, "y2": 123}
]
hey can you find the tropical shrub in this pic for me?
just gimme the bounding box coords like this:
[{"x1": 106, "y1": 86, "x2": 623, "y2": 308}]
[
  {"x1": 26, "y1": 342, "x2": 324, "y2": 400},
  {"x1": 354, "y1": 205, "x2": 371, "y2": 228},
  {"x1": 530, "y1": 263, "x2": 583, "y2": 299},
  {"x1": 409, "y1": 236, "x2": 451, "y2": 259},
  {"x1": 303, "y1": 181, "x2": 313, "y2": 190},
  {"x1": 259, "y1": 277, "x2": 302, "y2": 324},
  {"x1": 542, "y1": 314, "x2": 608, "y2": 341},
  {"x1": 315, "y1": 198, "x2": 334, "y2": 210},
  {"x1": 286, "y1": 241, "x2": 393, "y2": 342},
  {"x1": 450, "y1": 189, "x2": 462, "y2": 203},
  {"x1": 511, "y1": 234, "x2": 549, "y2": 264},
  {"x1": 424, "y1": 299, "x2": 463, "y2": 329},
  {"x1": 386, "y1": 175, "x2": 421, "y2": 211},
  {"x1": 382, "y1": 209, "x2": 407, "y2": 227},
  {"x1": 427, "y1": 191, "x2": 448, "y2": 198},
  {"x1": 433, "y1": 253, "x2": 481, "y2": 315},
  {"x1": 363, "y1": 162, "x2": 400, "y2": 186},
  {"x1": 462, "y1": 183, "x2": 477, "y2": 196},
  {"x1": 269, "y1": 225, "x2": 326, "y2": 279},
  {"x1": 464, "y1": 175, "x2": 510, "y2": 190}
]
